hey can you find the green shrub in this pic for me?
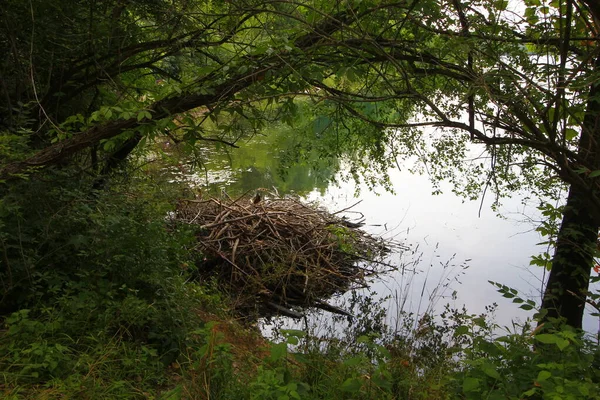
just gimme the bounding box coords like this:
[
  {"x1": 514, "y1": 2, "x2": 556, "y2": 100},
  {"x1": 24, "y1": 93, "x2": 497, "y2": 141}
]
[
  {"x1": 0, "y1": 171, "x2": 203, "y2": 392},
  {"x1": 452, "y1": 319, "x2": 600, "y2": 400}
]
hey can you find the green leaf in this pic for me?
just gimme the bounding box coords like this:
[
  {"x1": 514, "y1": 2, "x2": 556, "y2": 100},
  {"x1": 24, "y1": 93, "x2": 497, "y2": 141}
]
[
  {"x1": 103, "y1": 141, "x2": 115, "y2": 152},
  {"x1": 356, "y1": 335, "x2": 371, "y2": 344},
  {"x1": 578, "y1": 384, "x2": 590, "y2": 396},
  {"x1": 281, "y1": 329, "x2": 306, "y2": 338},
  {"x1": 589, "y1": 170, "x2": 600, "y2": 178},
  {"x1": 372, "y1": 375, "x2": 392, "y2": 390},
  {"x1": 292, "y1": 352, "x2": 309, "y2": 364},
  {"x1": 488, "y1": 391, "x2": 508, "y2": 400},
  {"x1": 481, "y1": 362, "x2": 501, "y2": 380},
  {"x1": 534, "y1": 333, "x2": 558, "y2": 344},
  {"x1": 524, "y1": 7, "x2": 539, "y2": 24},
  {"x1": 555, "y1": 338, "x2": 570, "y2": 351},
  {"x1": 463, "y1": 377, "x2": 480, "y2": 392},
  {"x1": 343, "y1": 356, "x2": 363, "y2": 367},
  {"x1": 537, "y1": 370, "x2": 551, "y2": 382},
  {"x1": 286, "y1": 336, "x2": 299, "y2": 345},
  {"x1": 341, "y1": 378, "x2": 362, "y2": 393},
  {"x1": 455, "y1": 325, "x2": 469, "y2": 335},
  {"x1": 269, "y1": 342, "x2": 287, "y2": 362},
  {"x1": 494, "y1": 0, "x2": 509, "y2": 10}
]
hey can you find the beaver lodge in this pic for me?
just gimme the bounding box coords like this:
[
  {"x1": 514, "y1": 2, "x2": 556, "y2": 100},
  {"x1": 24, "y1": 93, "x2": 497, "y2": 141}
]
[{"x1": 175, "y1": 192, "x2": 401, "y2": 320}]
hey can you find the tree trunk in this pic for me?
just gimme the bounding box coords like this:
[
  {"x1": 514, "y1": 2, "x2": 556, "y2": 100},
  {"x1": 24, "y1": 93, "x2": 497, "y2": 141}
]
[
  {"x1": 540, "y1": 184, "x2": 598, "y2": 329},
  {"x1": 540, "y1": 56, "x2": 600, "y2": 329},
  {"x1": 92, "y1": 133, "x2": 142, "y2": 190}
]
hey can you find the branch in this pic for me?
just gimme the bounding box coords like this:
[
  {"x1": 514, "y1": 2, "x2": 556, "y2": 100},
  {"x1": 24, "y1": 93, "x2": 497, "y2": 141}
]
[
  {"x1": 581, "y1": 0, "x2": 600, "y2": 24},
  {"x1": 0, "y1": 8, "x2": 354, "y2": 181}
]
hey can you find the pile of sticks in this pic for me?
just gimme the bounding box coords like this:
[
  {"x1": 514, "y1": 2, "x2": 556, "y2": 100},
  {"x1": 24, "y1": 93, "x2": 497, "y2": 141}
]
[{"x1": 175, "y1": 192, "x2": 396, "y2": 319}]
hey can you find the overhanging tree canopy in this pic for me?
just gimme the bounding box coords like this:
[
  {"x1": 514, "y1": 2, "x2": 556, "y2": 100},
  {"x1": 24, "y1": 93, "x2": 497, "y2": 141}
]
[{"x1": 2, "y1": 0, "x2": 600, "y2": 328}]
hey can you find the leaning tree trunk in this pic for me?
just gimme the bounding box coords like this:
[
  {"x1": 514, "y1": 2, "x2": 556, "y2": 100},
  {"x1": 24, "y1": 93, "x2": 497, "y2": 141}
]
[
  {"x1": 540, "y1": 184, "x2": 598, "y2": 329},
  {"x1": 540, "y1": 55, "x2": 600, "y2": 329}
]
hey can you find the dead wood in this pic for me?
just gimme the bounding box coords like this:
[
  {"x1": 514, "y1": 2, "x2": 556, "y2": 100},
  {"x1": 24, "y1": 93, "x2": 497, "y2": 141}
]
[{"x1": 175, "y1": 192, "x2": 402, "y2": 320}]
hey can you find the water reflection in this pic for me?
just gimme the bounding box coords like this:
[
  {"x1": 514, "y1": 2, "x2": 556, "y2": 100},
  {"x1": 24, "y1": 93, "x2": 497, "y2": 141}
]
[
  {"x1": 172, "y1": 124, "x2": 339, "y2": 197},
  {"x1": 164, "y1": 122, "x2": 598, "y2": 334},
  {"x1": 309, "y1": 172, "x2": 548, "y2": 331}
]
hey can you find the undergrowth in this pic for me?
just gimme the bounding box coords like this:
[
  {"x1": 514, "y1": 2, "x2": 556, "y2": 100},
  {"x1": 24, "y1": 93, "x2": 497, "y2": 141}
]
[{"x1": 0, "y1": 171, "x2": 599, "y2": 399}]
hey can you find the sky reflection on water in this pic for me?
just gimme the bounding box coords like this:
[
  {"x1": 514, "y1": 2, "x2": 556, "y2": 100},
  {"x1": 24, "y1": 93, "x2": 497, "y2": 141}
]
[
  {"x1": 308, "y1": 169, "x2": 551, "y2": 332},
  {"x1": 178, "y1": 133, "x2": 599, "y2": 335}
]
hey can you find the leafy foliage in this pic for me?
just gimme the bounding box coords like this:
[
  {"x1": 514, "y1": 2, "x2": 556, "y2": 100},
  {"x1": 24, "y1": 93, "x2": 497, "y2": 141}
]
[
  {"x1": 3, "y1": 0, "x2": 600, "y2": 397},
  {"x1": 0, "y1": 170, "x2": 597, "y2": 398},
  {"x1": 0, "y1": 173, "x2": 204, "y2": 390}
]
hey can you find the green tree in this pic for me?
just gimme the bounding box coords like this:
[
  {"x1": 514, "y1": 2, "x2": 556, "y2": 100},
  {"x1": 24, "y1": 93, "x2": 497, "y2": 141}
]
[
  {"x1": 315, "y1": 0, "x2": 600, "y2": 329},
  {"x1": 2, "y1": 0, "x2": 600, "y2": 329}
]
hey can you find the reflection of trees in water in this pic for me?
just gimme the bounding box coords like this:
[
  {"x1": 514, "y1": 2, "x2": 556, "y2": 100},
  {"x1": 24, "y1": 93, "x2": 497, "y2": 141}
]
[
  {"x1": 237, "y1": 166, "x2": 267, "y2": 192},
  {"x1": 200, "y1": 124, "x2": 339, "y2": 197}
]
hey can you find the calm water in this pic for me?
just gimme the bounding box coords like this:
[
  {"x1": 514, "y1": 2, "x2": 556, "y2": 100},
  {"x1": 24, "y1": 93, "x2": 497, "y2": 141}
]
[
  {"x1": 166, "y1": 128, "x2": 599, "y2": 334},
  {"x1": 308, "y1": 170, "x2": 548, "y2": 330}
]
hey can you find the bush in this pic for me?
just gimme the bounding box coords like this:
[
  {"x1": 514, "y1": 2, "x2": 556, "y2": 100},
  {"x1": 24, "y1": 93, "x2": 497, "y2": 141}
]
[{"x1": 0, "y1": 171, "x2": 203, "y2": 392}]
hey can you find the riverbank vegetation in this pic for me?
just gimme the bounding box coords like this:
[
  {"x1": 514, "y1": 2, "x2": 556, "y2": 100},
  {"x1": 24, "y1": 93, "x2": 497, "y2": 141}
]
[
  {"x1": 0, "y1": 169, "x2": 598, "y2": 399},
  {"x1": 0, "y1": 175, "x2": 594, "y2": 398},
  {"x1": 3, "y1": 0, "x2": 600, "y2": 398}
]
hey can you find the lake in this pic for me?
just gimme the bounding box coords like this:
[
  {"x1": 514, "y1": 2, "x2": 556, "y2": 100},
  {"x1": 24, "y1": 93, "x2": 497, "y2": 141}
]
[{"x1": 164, "y1": 127, "x2": 599, "y2": 335}]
